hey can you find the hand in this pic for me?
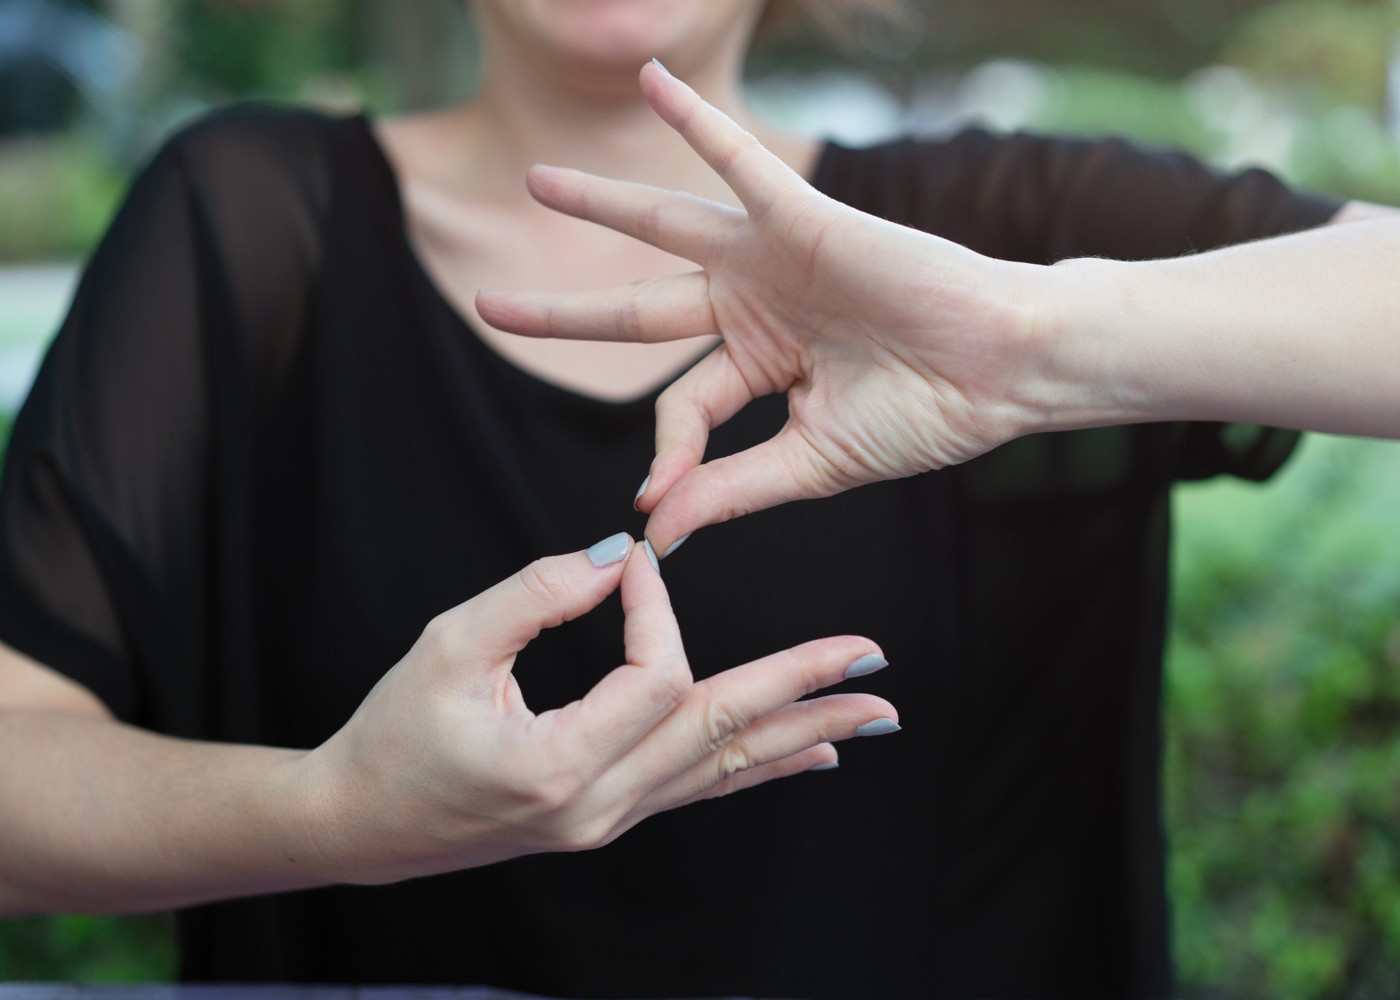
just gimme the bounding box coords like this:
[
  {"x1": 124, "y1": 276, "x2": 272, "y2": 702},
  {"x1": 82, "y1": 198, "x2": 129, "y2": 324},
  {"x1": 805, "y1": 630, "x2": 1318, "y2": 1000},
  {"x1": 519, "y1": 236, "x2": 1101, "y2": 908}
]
[
  {"x1": 477, "y1": 62, "x2": 1054, "y2": 555},
  {"x1": 299, "y1": 535, "x2": 897, "y2": 884}
]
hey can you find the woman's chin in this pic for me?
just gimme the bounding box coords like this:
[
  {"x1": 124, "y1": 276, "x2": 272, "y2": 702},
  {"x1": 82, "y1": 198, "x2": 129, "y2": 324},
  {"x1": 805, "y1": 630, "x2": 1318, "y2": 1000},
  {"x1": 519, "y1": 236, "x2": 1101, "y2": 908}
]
[{"x1": 478, "y1": 0, "x2": 755, "y2": 82}]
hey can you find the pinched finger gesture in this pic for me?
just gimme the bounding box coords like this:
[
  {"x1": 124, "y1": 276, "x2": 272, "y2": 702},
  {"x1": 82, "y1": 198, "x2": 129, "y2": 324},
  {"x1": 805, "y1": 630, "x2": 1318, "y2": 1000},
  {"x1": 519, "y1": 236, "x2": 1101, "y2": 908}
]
[
  {"x1": 309, "y1": 536, "x2": 897, "y2": 885},
  {"x1": 478, "y1": 61, "x2": 1042, "y2": 556}
]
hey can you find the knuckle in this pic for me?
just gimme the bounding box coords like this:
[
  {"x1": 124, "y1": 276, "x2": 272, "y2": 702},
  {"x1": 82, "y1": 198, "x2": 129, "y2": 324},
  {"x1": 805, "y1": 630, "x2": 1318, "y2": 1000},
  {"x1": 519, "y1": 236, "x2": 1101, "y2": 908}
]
[
  {"x1": 774, "y1": 648, "x2": 825, "y2": 700},
  {"x1": 656, "y1": 377, "x2": 702, "y2": 424},
  {"x1": 559, "y1": 812, "x2": 616, "y2": 853},
  {"x1": 522, "y1": 765, "x2": 586, "y2": 815},
  {"x1": 516, "y1": 559, "x2": 571, "y2": 605},
  {"x1": 705, "y1": 773, "x2": 744, "y2": 801},
  {"x1": 715, "y1": 738, "x2": 758, "y2": 782},
  {"x1": 698, "y1": 697, "x2": 744, "y2": 754},
  {"x1": 712, "y1": 493, "x2": 752, "y2": 526},
  {"x1": 712, "y1": 133, "x2": 758, "y2": 181},
  {"x1": 653, "y1": 669, "x2": 693, "y2": 713},
  {"x1": 418, "y1": 612, "x2": 458, "y2": 658}
]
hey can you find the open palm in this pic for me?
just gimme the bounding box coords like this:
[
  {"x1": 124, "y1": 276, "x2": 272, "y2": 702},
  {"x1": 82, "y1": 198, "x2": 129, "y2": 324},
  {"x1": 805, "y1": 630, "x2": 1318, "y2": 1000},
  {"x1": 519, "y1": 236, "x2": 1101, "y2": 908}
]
[{"x1": 478, "y1": 61, "x2": 1046, "y2": 554}]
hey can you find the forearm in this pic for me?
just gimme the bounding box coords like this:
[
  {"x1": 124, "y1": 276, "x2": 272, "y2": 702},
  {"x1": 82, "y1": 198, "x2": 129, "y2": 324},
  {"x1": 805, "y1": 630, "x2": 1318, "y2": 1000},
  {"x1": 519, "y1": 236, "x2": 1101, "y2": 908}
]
[
  {"x1": 0, "y1": 708, "x2": 334, "y2": 915},
  {"x1": 1037, "y1": 216, "x2": 1400, "y2": 436}
]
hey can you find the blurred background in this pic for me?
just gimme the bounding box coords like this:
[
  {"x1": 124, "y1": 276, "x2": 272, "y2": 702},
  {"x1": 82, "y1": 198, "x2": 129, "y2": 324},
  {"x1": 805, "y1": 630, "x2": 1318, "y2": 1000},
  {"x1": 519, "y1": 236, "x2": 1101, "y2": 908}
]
[{"x1": 1, "y1": 1, "x2": 1398, "y2": 997}]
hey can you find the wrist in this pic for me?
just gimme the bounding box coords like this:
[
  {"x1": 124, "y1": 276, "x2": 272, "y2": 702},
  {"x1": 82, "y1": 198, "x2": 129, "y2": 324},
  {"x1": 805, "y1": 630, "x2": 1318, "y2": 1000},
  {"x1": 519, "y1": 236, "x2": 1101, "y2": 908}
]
[
  {"x1": 280, "y1": 743, "x2": 376, "y2": 886},
  {"x1": 290, "y1": 732, "x2": 455, "y2": 888},
  {"x1": 1027, "y1": 256, "x2": 1152, "y2": 432}
]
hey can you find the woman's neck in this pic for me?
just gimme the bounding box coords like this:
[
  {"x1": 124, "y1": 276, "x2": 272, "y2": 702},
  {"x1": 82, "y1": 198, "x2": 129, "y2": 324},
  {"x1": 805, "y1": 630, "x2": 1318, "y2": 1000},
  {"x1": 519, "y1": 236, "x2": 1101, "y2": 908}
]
[
  {"x1": 370, "y1": 34, "x2": 822, "y2": 402},
  {"x1": 410, "y1": 43, "x2": 816, "y2": 207}
]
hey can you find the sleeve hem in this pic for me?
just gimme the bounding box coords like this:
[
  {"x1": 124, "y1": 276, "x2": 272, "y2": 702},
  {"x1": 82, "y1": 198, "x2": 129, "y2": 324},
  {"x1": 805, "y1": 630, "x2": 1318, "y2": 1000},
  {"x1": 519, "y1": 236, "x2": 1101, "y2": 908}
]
[{"x1": 0, "y1": 591, "x2": 139, "y2": 722}]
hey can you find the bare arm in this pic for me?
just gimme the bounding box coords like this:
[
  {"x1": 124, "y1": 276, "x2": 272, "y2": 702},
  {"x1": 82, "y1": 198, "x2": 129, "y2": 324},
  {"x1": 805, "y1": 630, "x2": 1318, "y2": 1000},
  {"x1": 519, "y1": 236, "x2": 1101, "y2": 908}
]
[
  {"x1": 1040, "y1": 214, "x2": 1400, "y2": 438},
  {"x1": 0, "y1": 647, "x2": 319, "y2": 913},
  {"x1": 0, "y1": 539, "x2": 896, "y2": 915}
]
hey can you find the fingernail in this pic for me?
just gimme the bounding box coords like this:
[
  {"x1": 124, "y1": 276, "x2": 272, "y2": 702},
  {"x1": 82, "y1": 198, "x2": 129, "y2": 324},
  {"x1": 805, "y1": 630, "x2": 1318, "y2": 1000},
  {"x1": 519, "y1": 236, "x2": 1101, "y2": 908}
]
[
  {"x1": 662, "y1": 532, "x2": 692, "y2": 559},
  {"x1": 633, "y1": 475, "x2": 650, "y2": 511},
  {"x1": 808, "y1": 761, "x2": 840, "y2": 772},
  {"x1": 586, "y1": 532, "x2": 631, "y2": 568},
  {"x1": 643, "y1": 539, "x2": 661, "y2": 574},
  {"x1": 651, "y1": 57, "x2": 672, "y2": 78},
  {"x1": 855, "y1": 718, "x2": 901, "y2": 737},
  {"x1": 843, "y1": 654, "x2": 888, "y2": 680}
]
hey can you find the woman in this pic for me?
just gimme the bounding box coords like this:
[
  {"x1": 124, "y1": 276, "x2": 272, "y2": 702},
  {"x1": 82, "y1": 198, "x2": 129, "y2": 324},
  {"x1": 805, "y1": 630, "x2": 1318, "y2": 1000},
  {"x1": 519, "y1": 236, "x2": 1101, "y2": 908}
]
[{"x1": 0, "y1": 1, "x2": 1366, "y2": 996}]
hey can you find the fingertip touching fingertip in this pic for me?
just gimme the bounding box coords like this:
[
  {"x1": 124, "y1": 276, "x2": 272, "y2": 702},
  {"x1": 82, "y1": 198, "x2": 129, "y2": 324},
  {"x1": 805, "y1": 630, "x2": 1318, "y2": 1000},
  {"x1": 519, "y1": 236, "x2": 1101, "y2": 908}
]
[{"x1": 642, "y1": 539, "x2": 661, "y2": 574}]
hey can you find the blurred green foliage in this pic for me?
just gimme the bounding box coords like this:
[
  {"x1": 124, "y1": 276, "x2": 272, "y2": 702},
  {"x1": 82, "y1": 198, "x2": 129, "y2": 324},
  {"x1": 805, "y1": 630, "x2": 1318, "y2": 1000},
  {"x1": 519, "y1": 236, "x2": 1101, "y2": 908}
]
[
  {"x1": 1223, "y1": 0, "x2": 1400, "y2": 106},
  {"x1": 180, "y1": 0, "x2": 357, "y2": 99},
  {"x1": 1030, "y1": 63, "x2": 1400, "y2": 206},
  {"x1": 0, "y1": 134, "x2": 126, "y2": 262},
  {"x1": 0, "y1": 914, "x2": 175, "y2": 981},
  {"x1": 2, "y1": 1, "x2": 1399, "y2": 996},
  {"x1": 1168, "y1": 436, "x2": 1400, "y2": 1000}
]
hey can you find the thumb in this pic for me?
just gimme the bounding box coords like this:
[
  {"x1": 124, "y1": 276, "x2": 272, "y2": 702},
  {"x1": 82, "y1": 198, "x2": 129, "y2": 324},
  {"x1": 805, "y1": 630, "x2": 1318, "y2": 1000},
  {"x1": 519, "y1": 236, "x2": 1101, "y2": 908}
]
[
  {"x1": 445, "y1": 533, "x2": 633, "y2": 674},
  {"x1": 643, "y1": 427, "x2": 838, "y2": 555}
]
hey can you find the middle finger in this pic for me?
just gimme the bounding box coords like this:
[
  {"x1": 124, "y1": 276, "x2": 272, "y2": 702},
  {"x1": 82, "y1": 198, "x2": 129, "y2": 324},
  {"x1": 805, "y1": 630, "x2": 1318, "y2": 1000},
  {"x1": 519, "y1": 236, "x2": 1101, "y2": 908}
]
[
  {"x1": 526, "y1": 164, "x2": 744, "y2": 264},
  {"x1": 615, "y1": 637, "x2": 889, "y2": 791}
]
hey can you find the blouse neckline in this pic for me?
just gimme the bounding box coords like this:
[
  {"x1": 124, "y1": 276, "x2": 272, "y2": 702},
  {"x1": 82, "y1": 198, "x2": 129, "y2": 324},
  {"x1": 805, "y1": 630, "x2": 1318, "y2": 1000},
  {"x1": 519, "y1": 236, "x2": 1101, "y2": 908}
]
[{"x1": 349, "y1": 111, "x2": 838, "y2": 410}]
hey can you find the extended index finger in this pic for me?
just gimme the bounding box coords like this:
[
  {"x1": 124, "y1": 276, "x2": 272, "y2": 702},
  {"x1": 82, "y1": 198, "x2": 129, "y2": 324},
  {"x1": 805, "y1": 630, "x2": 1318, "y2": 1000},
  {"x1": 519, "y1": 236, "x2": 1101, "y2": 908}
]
[
  {"x1": 547, "y1": 543, "x2": 695, "y2": 776},
  {"x1": 640, "y1": 60, "x2": 801, "y2": 217}
]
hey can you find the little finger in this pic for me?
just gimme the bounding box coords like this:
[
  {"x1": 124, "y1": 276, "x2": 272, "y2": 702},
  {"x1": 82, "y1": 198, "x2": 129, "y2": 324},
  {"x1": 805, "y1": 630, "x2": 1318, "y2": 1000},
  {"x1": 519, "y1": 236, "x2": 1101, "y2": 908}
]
[
  {"x1": 610, "y1": 744, "x2": 837, "y2": 838},
  {"x1": 633, "y1": 693, "x2": 898, "y2": 816}
]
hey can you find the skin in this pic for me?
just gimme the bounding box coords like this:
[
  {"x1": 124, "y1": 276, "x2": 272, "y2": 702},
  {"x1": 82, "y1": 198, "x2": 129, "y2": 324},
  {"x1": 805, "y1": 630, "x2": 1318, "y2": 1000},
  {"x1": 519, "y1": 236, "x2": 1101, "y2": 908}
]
[
  {"x1": 0, "y1": 3, "x2": 899, "y2": 916},
  {"x1": 376, "y1": 0, "x2": 821, "y2": 400},
  {"x1": 477, "y1": 62, "x2": 1400, "y2": 555}
]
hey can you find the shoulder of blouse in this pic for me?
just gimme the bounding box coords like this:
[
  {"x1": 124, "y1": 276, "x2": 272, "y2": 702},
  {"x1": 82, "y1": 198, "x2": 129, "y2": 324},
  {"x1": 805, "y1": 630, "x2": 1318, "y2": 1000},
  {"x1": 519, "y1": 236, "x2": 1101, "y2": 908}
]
[
  {"x1": 143, "y1": 102, "x2": 366, "y2": 229},
  {"x1": 157, "y1": 101, "x2": 354, "y2": 160}
]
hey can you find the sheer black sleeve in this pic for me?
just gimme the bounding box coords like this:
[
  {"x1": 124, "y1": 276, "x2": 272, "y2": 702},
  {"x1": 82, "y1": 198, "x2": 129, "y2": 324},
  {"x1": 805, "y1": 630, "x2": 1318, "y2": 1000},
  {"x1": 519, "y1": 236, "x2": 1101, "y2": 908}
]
[{"x1": 0, "y1": 107, "x2": 331, "y2": 724}]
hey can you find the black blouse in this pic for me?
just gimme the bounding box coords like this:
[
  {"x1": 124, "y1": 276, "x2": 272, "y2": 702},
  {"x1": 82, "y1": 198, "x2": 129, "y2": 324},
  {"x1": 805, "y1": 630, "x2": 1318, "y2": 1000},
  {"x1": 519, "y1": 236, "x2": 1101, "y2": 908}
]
[{"x1": 0, "y1": 105, "x2": 1340, "y2": 998}]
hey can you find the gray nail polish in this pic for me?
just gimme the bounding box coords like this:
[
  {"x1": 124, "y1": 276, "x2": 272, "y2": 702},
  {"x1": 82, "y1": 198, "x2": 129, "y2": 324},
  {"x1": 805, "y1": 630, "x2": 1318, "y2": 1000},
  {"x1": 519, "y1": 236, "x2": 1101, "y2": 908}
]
[
  {"x1": 662, "y1": 532, "x2": 692, "y2": 559},
  {"x1": 643, "y1": 539, "x2": 661, "y2": 574},
  {"x1": 586, "y1": 532, "x2": 631, "y2": 568},
  {"x1": 855, "y1": 718, "x2": 901, "y2": 737},
  {"x1": 843, "y1": 654, "x2": 888, "y2": 680},
  {"x1": 633, "y1": 475, "x2": 650, "y2": 511},
  {"x1": 651, "y1": 57, "x2": 672, "y2": 77},
  {"x1": 809, "y1": 761, "x2": 840, "y2": 772}
]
